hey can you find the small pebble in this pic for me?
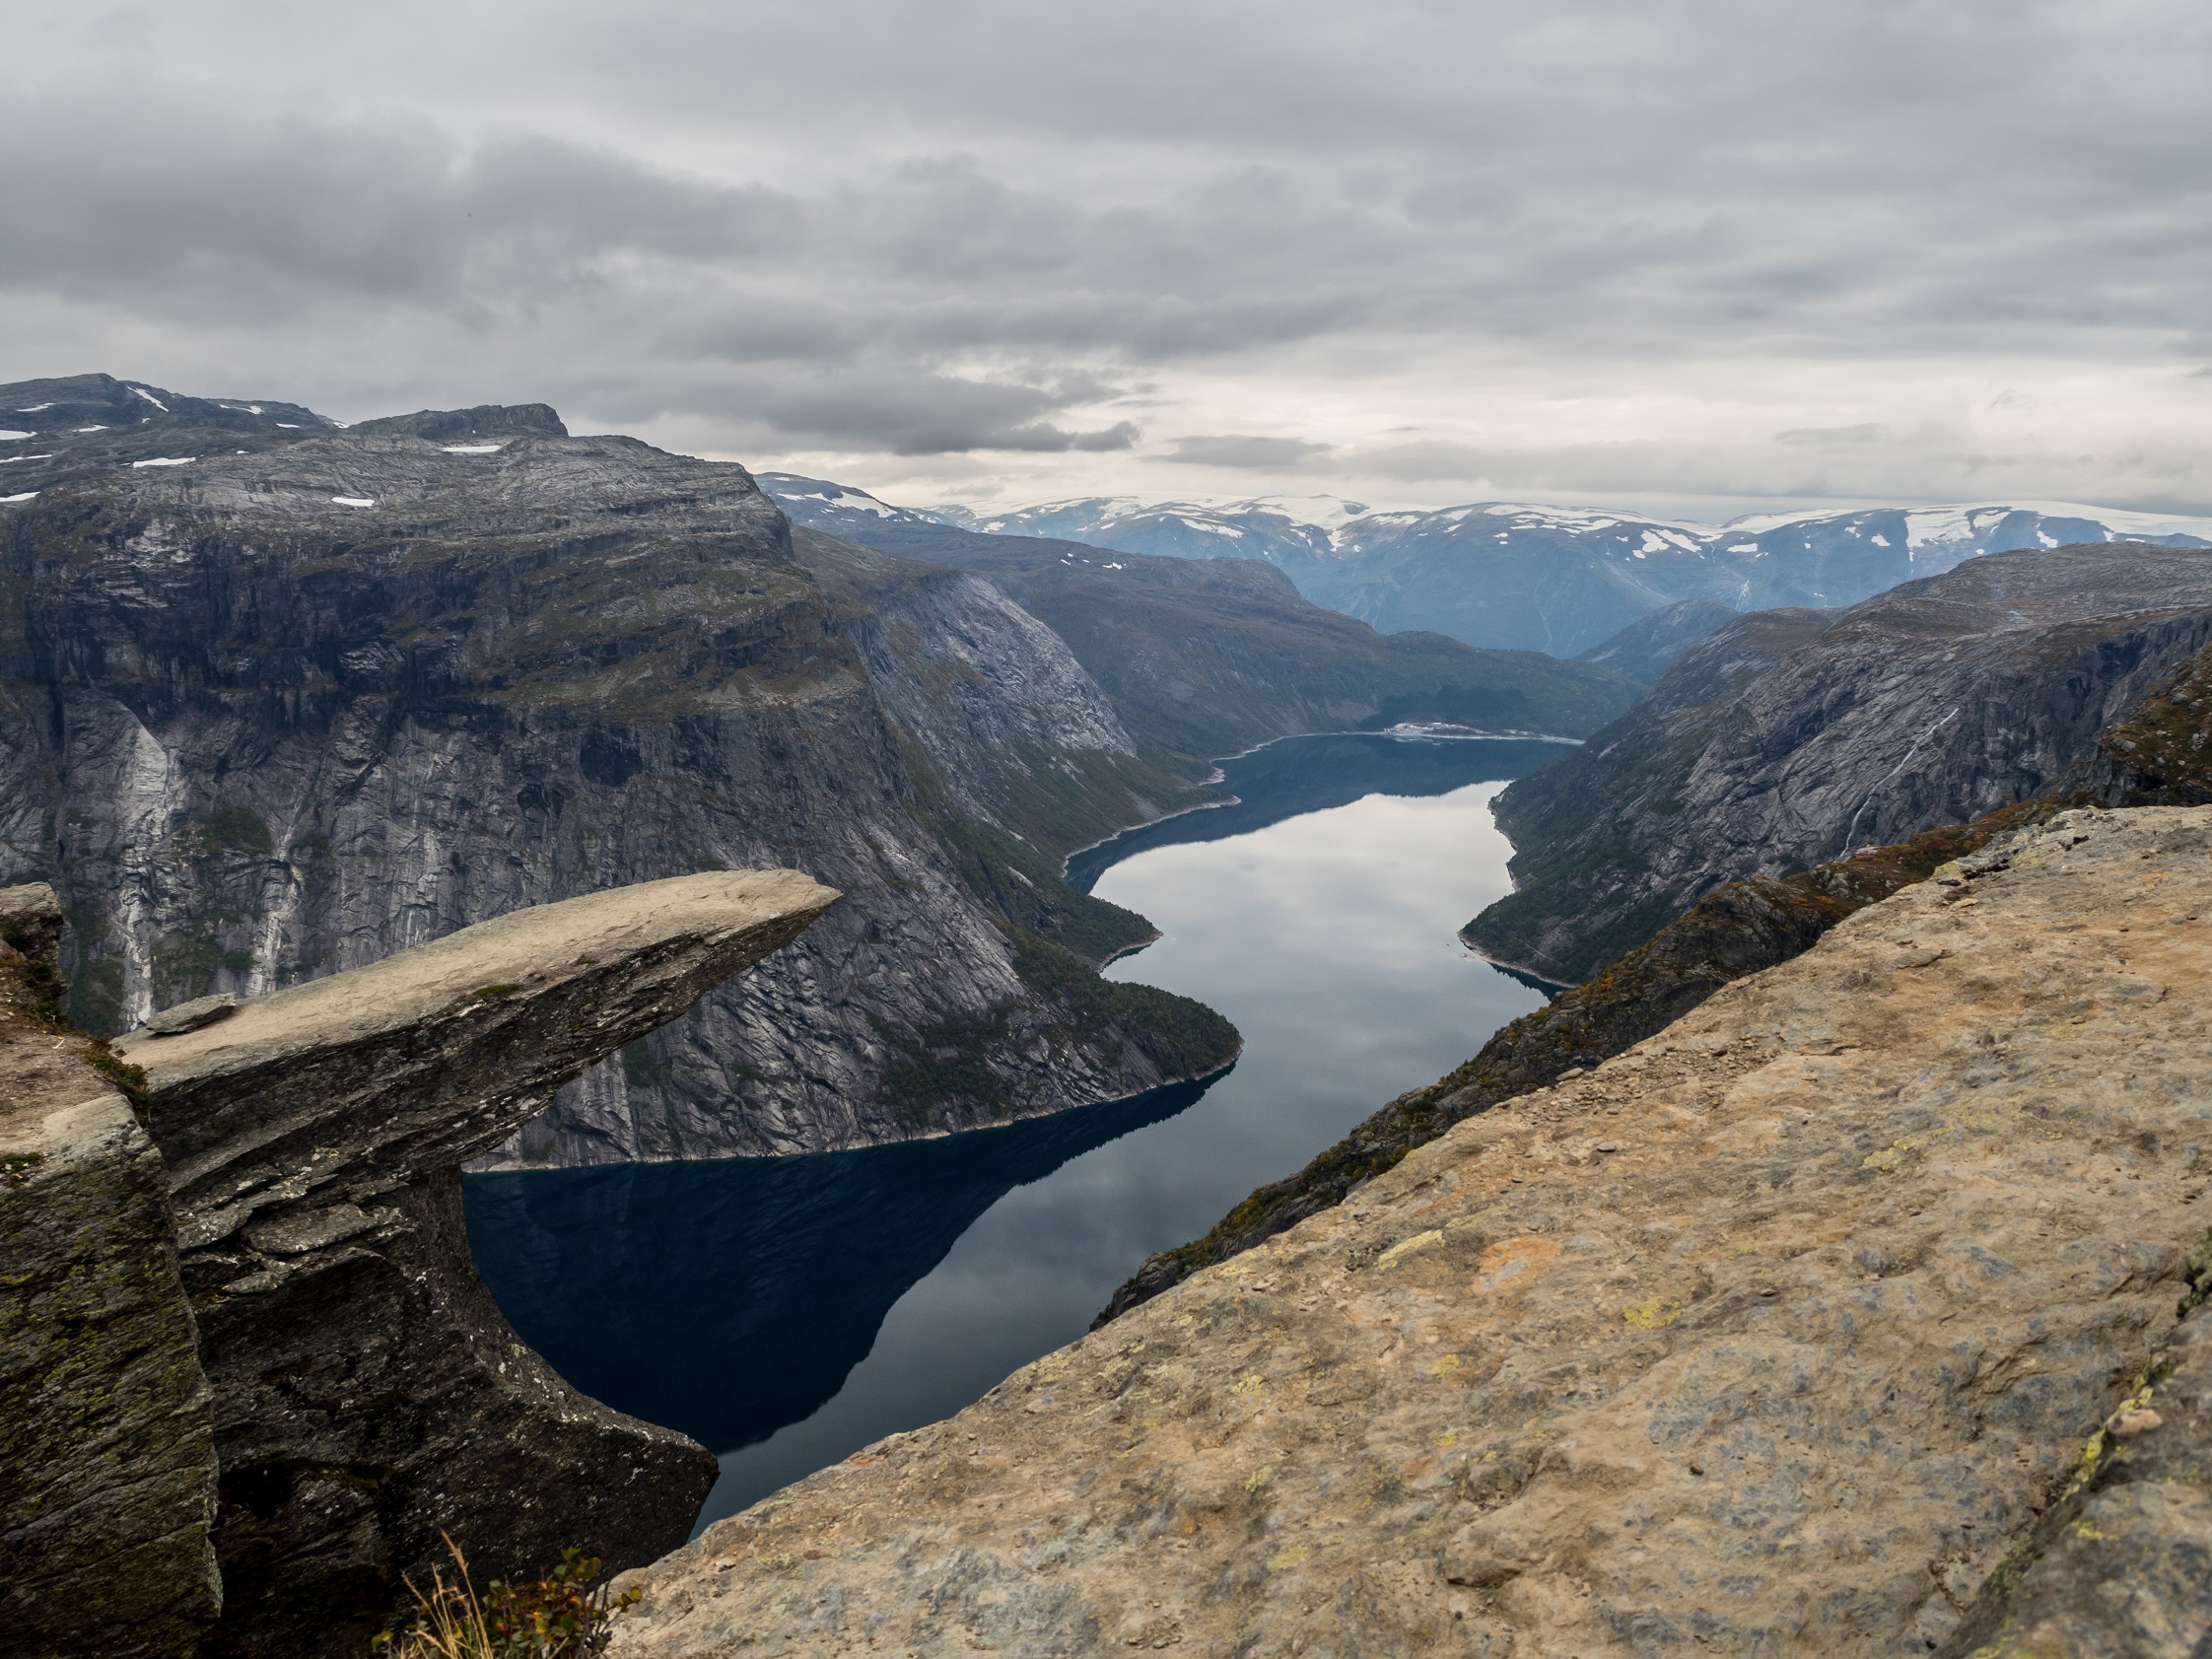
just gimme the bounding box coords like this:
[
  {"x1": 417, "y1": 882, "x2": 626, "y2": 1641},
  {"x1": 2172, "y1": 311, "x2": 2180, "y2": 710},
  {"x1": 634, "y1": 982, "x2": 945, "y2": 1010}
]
[{"x1": 1596, "y1": 1141, "x2": 1618, "y2": 1153}]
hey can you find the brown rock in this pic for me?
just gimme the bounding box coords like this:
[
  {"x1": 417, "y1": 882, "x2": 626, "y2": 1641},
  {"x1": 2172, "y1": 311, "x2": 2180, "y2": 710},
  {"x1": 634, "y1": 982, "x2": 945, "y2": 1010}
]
[{"x1": 0, "y1": 898, "x2": 220, "y2": 1659}]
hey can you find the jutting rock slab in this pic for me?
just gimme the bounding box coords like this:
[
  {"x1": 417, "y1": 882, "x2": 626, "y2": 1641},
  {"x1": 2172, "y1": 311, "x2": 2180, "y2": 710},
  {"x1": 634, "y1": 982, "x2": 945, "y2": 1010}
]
[
  {"x1": 118, "y1": 868, "x2": 838, "y2": 1659},
  {"x1": 612, "y1": 808, "x2": 2212, "y2": 1657}
]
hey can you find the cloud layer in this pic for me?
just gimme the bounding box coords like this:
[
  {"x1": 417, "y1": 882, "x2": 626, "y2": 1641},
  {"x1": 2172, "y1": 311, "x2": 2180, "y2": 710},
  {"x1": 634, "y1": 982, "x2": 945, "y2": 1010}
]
[{"x1": 6, "y1": 0, "x2": 2211, "y2": 515}]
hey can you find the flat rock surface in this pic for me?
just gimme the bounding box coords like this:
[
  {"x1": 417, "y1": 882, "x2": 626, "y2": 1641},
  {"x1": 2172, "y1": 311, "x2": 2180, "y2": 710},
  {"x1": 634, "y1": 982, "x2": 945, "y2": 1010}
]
[
  {"x1": 122, "y1": 868, "x2": 834, "y2": 1081},
  {"x1": 614, "y1": 805, "x2": 2212, "y2": 1658}
]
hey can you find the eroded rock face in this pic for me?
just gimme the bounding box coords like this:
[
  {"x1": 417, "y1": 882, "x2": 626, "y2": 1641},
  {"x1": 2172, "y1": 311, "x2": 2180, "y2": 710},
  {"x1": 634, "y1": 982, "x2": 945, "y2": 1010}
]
[
  {"x1": 117, "y1": 869, "x2": 837, "y2": 1659},
  {"x1": 0, "y1": 884, "x2": 220, "y2": 1659},
  {"x1": 1466, "y1": 545, "x2": 2212, "y2": 982},
  {"x1": 612, "y1": 808, "x2": 2212, "y2": 1657}
]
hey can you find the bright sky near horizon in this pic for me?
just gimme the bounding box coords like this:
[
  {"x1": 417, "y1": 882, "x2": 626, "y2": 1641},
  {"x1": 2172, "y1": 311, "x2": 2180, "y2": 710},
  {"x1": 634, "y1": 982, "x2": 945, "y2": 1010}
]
[{"x1": 6, "y1": 1, "x2": 2211, "y2": 520}]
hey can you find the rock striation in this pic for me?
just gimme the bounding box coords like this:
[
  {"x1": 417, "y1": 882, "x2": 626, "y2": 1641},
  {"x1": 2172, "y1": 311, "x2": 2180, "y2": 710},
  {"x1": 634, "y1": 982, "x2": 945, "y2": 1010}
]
[
  {"x1": 0, "y1": 881, "x2": 220, "y2": 1659},
  {"x1": 95, "y1": 868, "x2": 834, "y2": 1659},
  {"x1": 611, "y1": 807, "x2": 2212, "y2": 1657},
  {"x1": 1465, "y1": 544, "x2": 2212, "y2": 982}
]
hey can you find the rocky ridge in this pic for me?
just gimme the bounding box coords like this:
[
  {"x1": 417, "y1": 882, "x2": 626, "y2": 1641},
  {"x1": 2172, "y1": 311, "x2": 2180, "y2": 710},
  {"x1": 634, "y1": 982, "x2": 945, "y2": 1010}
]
[
  {"x1": 0, "y1": 882, "x2": 218, "y2": 1659},
  {"x1": 1465, "y1": 543, "x2": 2212, "y2": 983},
  {"x1": 612, "y1": 806, "x2": 2212, "y2": 1657}
]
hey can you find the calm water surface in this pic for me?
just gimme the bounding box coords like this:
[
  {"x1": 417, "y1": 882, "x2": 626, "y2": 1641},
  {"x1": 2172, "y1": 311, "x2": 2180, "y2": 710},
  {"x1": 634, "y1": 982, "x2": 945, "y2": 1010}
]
[{"x1": 466, "y1": 734, "x2": 1559, "y2": 1534}]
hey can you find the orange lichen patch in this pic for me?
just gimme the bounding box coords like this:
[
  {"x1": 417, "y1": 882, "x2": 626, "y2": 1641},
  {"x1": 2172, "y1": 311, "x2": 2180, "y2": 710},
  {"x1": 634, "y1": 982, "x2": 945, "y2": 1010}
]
[{"x1": 1473, "y1": 1235, "x2": 1558, "y2": 1293}]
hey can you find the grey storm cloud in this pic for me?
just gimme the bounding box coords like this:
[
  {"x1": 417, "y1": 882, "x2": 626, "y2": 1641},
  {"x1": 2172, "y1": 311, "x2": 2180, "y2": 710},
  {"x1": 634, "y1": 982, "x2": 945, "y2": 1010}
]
[
  {"x1": 1163, "y1": 435, "x2": 1336, "y2": 469},
  {"x1": 4, "y1": 0, "x2": 2212, "y2": 501}
]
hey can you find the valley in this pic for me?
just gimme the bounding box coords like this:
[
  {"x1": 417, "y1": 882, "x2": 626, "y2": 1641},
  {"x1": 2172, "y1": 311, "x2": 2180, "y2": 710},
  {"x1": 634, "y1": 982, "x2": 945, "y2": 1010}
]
[
  {"x1": 467, "y1": 731, "x2": 1559, "y2": 1534},
  {"x1": 11, "y1": 370, "x2": 2212, "y2": 1658},
  {"x1": 0, "y1": 376, "x2": 1631, "y2": 1171}
]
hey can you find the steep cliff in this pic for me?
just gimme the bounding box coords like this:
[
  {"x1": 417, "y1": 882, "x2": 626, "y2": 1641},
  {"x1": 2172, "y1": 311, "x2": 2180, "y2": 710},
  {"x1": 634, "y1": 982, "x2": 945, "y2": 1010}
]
[
  {"x1": 0, "y1": 389, "x2": 1244, "y2": 1165},
  {"x1": 612, "y1": 806, "x2": 2212, "y2": 1657},
  {"x1": 0, "y1": 881, "x2": 220, "y2": 1659},
  {"x1": 114, "y1": 867, "x2": 836, "y2": 1658},
  {"x1": 1464, "y1": 544, "x2": 2212, "y2": 983}
]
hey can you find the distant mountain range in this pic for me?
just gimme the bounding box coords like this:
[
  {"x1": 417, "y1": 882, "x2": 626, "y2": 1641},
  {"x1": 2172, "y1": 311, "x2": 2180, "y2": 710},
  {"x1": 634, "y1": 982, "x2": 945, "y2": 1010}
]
[{"x1": 760, "y1": 475, "x2": 2212, "y2": 657}]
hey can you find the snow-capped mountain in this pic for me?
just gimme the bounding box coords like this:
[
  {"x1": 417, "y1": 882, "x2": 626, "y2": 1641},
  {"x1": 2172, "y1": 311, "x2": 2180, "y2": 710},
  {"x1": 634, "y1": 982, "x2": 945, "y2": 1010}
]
[
  {"x1": 931, "y1": 495, "x2": 1359, "y2": 570},
  {"x1": 752, "y1": 472, "x2": 969, "y2": 536},
  {"x1": 917, "y1": 495, "x2": 2212, "y2": 657}
]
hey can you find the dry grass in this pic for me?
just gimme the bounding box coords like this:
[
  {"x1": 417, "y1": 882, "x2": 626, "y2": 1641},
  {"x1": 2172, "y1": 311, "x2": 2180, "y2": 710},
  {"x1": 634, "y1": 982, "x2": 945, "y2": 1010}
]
[{"x1": 374, "y1": 1537, "x2": 638, "y2": 1659}]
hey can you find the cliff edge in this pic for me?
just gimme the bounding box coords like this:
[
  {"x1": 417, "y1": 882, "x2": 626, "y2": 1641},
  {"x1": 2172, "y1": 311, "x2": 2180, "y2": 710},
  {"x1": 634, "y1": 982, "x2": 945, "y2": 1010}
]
[
  {"x1": 611, "y1": 807, "x2": 2212, "y2": 1656},
  {"x1": 0, "y1": 881, "x2": 219, "y2": 1659},
  {"x1": 5, "y1": 869, "x2": 837, "y2": 1659}
]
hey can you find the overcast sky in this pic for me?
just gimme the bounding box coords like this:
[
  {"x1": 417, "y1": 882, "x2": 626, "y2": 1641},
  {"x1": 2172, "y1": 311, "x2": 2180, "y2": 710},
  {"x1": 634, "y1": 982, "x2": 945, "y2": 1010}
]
[{"x1": 8, "y1": 0, "x2": 2212, "y2": 519}]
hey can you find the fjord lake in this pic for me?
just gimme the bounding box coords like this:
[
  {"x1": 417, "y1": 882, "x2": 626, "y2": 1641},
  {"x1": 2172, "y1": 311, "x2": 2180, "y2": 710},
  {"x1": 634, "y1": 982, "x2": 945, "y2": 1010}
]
[{"x1": 465, "y1": 732, "x2": 1563, "y2": 1532}]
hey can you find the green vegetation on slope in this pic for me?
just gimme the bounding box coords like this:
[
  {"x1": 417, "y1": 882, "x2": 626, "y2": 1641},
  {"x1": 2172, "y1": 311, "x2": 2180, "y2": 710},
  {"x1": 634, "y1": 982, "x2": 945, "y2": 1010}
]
[{"x1": 873, "y1": 734, "x2": 1239, "y2": 1133}]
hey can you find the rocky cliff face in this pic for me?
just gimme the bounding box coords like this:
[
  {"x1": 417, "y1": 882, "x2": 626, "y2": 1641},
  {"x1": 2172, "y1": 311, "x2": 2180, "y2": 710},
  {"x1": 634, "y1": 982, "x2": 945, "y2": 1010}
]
[
  {"x1": 1465, "y1": 544, "x2": 2212, "y2": 982},
  {"x1": 1572, "y1": 596, "x2": 1741, "y2": 687},
  {"x1": 0, "y1": 882, "x2": 220, "y2": 1659},
  {"x1": 610, "y1": 806, "x2": 2212, "y2": 1657},
  {"x1": 114, "y1": 867, "x2": 834, "y2": 1659},
  {"x1": 0, "y1": 390, "x2": 1246, "y2": 1166}
]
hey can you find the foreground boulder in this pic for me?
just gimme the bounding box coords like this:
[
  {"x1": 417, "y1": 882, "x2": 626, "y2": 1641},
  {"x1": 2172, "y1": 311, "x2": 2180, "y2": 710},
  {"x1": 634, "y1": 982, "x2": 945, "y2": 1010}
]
[
  {"x1": 611, "y1": 808, "x2": 2211, "y2": 1656},
  {"x1": 97, "y1": 868, "x2": 835, "y2": 1659}
]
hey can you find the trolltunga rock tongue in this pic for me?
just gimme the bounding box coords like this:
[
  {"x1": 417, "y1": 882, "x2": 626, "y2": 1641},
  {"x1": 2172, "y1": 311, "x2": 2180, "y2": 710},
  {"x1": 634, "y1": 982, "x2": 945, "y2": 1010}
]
[
  {"x1": 117, "y1": 867, "x2": 837, "y2": 1659},
  {"x1": 125, "y1": 866, "x2": 838, "y2": 1237}
]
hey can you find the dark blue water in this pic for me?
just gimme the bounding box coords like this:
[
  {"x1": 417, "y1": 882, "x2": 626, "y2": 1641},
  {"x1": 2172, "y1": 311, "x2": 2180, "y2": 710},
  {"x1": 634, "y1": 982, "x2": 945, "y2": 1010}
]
[{"x1": 465, "y1": 732, "x2": 1562, "y2": 1532}]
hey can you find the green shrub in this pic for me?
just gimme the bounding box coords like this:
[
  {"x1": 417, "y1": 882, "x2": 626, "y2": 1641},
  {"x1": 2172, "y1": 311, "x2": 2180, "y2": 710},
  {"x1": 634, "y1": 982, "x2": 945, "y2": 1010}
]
[{"x1": 203, "y1": 803, "x2": 274, "y2": 855}]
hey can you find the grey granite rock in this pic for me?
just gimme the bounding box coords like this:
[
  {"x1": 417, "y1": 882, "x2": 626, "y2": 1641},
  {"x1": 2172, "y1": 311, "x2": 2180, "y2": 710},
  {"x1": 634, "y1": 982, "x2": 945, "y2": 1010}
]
[
  {"x1": 0, "y1": 884, "x2": 221, "y2": 1659},
  {"x1": 1465, "y1": 544, "x2": 2212, "y2": 982},
  {"x1": 1935, "y1": 1250, "x2": 2212, "y2": 1657},
  {"x1": 135, "y1": 992, "x2": 238, "y2": 1036}
]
